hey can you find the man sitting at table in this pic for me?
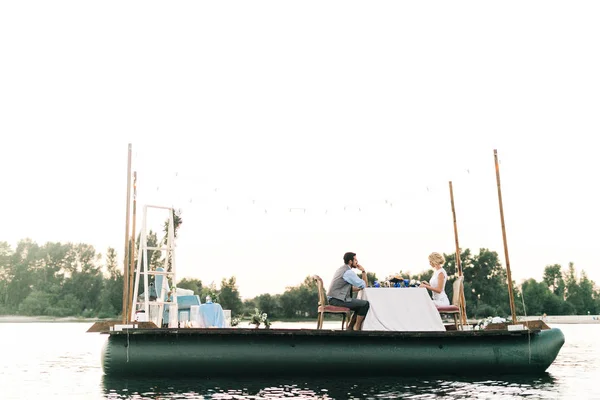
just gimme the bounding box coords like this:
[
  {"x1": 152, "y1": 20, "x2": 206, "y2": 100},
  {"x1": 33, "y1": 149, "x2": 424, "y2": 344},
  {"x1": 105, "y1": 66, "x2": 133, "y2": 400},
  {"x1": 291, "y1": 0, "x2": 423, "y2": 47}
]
[{"x1": 327, "y1": 252, "x2": 370, "y2": 331}]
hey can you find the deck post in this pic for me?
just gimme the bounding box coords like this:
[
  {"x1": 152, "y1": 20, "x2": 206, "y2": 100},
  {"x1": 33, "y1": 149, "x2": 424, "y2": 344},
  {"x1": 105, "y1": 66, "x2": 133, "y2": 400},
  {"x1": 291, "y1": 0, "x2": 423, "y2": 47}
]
[
  {"x1": 127, "y1": 171, "x2": 137, "y2": 322},
  {"x1": 494, "y1": 149, "x2": 517, "y2": 324},
  {"x1": 121, "y1": 144, "x2": 132, "y2": 323},
  {"x1": 449, "y1": 181, "x2": 468, "y2": 325}
]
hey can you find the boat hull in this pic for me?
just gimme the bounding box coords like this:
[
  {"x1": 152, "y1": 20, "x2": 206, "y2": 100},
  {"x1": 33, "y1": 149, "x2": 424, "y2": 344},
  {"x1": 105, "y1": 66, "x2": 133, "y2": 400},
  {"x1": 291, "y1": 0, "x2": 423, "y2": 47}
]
[{"x1": 101, "y1": 327, "x2": 564, "y2": 377}]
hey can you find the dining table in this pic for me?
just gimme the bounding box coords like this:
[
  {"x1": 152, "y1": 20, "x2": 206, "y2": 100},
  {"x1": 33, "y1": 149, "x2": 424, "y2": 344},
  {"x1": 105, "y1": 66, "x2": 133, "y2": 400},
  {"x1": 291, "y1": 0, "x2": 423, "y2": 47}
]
[{"x1": 358, "y1": 287, "x2": 445, "y2": 331}]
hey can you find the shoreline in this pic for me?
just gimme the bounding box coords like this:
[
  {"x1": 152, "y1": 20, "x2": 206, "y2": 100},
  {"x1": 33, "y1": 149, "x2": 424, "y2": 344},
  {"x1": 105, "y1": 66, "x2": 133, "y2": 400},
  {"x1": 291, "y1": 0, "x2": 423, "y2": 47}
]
[
  {"x1": 518, "y1": 315, "x2": 600, "y2": 324},
  {"x1": 0, "y1": 316, "x2": 101, "y2": 323}
]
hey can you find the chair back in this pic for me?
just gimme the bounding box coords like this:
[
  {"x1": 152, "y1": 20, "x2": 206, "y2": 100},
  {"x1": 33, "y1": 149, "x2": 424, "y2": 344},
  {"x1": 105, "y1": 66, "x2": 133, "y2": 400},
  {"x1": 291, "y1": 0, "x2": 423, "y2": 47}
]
[
  {"x1": 452, "y1": 275, "x2": 464, "y2": 306},
  {"x1": 312, "y1": 275, "x2": 327, "y2": 306}
]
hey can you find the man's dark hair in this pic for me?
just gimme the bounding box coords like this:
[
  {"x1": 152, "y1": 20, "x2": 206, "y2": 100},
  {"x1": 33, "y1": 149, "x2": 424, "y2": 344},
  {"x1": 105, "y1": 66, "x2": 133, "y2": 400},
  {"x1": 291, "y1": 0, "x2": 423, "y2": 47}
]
[{"x1": 343, "y1": 252, "x2": 356, "y2": 265}]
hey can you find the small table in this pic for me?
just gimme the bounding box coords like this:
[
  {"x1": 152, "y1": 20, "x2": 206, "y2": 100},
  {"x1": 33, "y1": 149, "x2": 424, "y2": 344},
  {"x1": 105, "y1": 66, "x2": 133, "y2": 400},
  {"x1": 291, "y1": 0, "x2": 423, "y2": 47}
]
[
  {"x1": 358, "y1": 288, "x2": 445, "y2": 331},
  {"x1": 198, "y1": 302, "x2": 226, "y2": 328}
]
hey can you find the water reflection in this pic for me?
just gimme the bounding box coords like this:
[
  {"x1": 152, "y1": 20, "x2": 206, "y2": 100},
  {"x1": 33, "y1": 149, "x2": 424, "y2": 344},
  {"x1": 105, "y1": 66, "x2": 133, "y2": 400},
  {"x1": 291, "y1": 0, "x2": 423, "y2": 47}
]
[{"x1": 102, "y1": 374, "x2": 558, "y2": 399}]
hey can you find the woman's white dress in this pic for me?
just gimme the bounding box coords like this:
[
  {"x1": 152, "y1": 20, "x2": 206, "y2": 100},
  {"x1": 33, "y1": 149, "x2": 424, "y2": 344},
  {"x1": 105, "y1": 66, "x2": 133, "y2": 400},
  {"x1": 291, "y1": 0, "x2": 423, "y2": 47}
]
[{"x1": 429, "y1": 268, "x2": 450, "y2": 306}]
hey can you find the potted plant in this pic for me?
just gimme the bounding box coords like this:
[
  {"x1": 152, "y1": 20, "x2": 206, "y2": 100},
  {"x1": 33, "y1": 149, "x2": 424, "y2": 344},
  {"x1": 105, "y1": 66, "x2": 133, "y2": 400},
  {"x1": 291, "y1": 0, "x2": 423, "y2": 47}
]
[
  {"x1": 249, "y1": 308, "x2": 271, "y2": 329},
  {"x1": 230, "y1": 315, "x2": 241, "y2": 327}
]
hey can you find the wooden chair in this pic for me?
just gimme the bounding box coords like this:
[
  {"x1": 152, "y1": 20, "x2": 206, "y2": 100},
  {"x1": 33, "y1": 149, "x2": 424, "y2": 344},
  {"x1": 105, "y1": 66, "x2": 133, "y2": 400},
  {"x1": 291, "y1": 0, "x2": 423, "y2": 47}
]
[
  {"x1": 313, "y1": 275, "x2": 352, "y2": 330},
  {"x1": 435, "y1": 275, "x2": 463, "y2": 330}
]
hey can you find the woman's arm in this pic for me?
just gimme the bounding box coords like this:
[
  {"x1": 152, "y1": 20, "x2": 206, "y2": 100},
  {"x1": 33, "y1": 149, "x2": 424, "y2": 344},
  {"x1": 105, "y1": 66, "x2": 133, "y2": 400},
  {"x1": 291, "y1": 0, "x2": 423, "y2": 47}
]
[{"x1": 422, "y1": 271, "x2": 444, "y2": 294}]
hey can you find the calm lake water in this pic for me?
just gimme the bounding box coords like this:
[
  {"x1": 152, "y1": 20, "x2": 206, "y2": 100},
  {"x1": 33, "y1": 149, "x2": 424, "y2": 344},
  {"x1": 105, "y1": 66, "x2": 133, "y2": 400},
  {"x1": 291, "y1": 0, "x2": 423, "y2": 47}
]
[{"x1": 0, "y1": 322, "x2": 598, "y2": 399}]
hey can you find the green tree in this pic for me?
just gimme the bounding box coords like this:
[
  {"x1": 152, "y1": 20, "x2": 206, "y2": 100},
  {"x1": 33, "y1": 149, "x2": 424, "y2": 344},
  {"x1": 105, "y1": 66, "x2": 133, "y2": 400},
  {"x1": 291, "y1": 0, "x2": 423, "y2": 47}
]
[
  {"x1": 578, "y1": 271, "x2": 596, "y2": 315},
  {"x1": 242, "y1": 298, "x2": 256, "y2": 316},
  {"x1": 520, "y1": 279, "x2": 552, "y2": 316},
  {"x1": 5, "y1": 239, "x2": 41, "y2": 309},
  {"x1": 0, "y1": 241, "x2": 14, "y2": 310},
  {"x1": 564, "y1": 262, "x2": 584, "y2": 313},
  {"x1": 99, "y1": 247, "x2": 123, "y2": 318},
  {"x1": 255, "y1": 293, "x2": 282, "y2": 319},
  {"x1": 279, "y1": 289, "x2": 298, "y2": 318},
  {"x1": 163, "y1": 209, "x2": 183, "y2": 241},
  {"x1": 35, "y1": 242, "x2": 68, "y2": 289},
  {"x1": 133, "y1": 230, "x2": 162, "y2": 271},
  {"x1": 279, "y1": 276, "x2": 318, "y2": 318},
  {"x1": 560, "y1": 300, "x2": 576, "y2": 315},
  {"x1": 105, "y1": 247, "x2": 119, "y2": 279},
  {"x1": 200, "y1": 281, "x2": 219, "y2": 303},
  {"x1": 543, "y1": 292, "x2": 565, "y2": 315},
  {"x1": 218, "y1": 276, "x2": 243, "y2": 315},
  {"x1": 366, "y1": 272, "x2": 379, "y2": 286},
  {"x1": 19, "y1": 290, "x2": 54, "y2": 316},
  {"x1": 543, "y1": 264, "x2": 565, "y2": 298},
  {"x1": 47, "y1": 293, "x2": 81, "y2": 317},
  {"x1": 61, "y1": 243, "x2": 103, "y2": 315},
  {"x1": 469, "y1": 249, "x2": 510, "y2": 317},
  {"x1": 5, "y1": 237, "x2": 600, "y2": 321},
  {"x1": 592, "y1": 290, "x2": 600, "y2": 316},
  {"x1": 178, "y1": 278, "x2": 202, "y2": 295},
  {"x1": 162, "y1": 208, "x2": 182, "y2": 272}
]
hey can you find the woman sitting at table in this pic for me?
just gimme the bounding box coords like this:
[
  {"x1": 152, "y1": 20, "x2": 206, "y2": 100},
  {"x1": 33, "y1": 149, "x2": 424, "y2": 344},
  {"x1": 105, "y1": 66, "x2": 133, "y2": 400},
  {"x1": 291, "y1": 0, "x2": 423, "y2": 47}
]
[{"x1": 420, "y1": 252, "x2": 450, "y2": 306}]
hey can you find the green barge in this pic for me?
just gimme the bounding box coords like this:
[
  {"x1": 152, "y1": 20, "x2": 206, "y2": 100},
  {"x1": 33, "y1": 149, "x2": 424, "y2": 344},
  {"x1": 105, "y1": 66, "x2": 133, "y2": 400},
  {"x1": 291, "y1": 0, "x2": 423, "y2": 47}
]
[
  {"x1": 100, "y1": 150, "x2": 566, "y2": 378},
  {"x1": 101, "y1": 326, "x2": 564, "y2": 377}
]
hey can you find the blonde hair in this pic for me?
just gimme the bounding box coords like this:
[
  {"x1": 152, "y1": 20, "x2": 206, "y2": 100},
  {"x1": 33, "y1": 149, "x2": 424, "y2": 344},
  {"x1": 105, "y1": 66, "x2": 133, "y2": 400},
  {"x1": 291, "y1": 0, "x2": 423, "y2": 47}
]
[{"x1": 428, "y1": 252, "x2": 445, "y2": 266}]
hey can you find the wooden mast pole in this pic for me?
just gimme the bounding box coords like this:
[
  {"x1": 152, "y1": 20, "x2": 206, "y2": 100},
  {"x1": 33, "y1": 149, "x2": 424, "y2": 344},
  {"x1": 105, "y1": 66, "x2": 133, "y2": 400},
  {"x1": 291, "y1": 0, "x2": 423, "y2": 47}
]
[
  {"x1": 494, "y1": 149, "x2": 517, "y2": 324},
  {"x1": 449, "y1": 181, "x2": 467, "y2": 325},
  {"x1": 127, "y1": 172, "x2": 137, "y2": 322},
  {"x1": 121, "y1": 144, "x2": 132, "y2": 323}
]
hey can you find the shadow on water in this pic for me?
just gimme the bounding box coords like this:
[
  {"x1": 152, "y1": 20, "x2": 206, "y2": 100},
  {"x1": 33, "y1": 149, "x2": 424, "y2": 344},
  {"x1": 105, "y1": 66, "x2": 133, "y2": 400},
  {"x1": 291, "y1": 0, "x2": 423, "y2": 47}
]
[{"x1": 102, "y1": 373, "x2": 559, "y2": 399}]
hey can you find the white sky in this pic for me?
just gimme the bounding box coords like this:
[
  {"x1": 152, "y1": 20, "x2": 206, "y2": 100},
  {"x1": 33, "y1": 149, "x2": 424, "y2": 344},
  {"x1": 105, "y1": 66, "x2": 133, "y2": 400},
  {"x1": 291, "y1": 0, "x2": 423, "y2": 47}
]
[{"x1": 1, "y1": 1, "x2": 599, "y2": 299}]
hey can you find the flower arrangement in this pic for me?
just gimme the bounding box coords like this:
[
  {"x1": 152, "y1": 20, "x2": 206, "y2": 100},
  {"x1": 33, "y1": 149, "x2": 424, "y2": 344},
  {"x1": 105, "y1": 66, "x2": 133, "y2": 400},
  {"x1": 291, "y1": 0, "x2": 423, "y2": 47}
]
[
  {"x1": 230, "y1": 315, "x2": 241, "y2": 327},
  {"x1": 380, "y1": 274, "x2": 420, "y2": 287},
  {"x1": 249, "y1": 308, "x2": 271, "y2": 329},
  {"x1": 476, "y1": 316, "x2": 506, "y2": 330}
]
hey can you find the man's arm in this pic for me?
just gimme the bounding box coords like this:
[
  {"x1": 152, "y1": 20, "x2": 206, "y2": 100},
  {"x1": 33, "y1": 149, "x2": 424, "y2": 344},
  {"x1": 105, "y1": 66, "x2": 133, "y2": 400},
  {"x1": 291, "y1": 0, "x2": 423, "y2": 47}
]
[
  {"x1": 357, "y1": 264, "x2": 367, "y2": 286},
  {"x1": 343, "y1": 266, "x2": 367, "y2": 290}
]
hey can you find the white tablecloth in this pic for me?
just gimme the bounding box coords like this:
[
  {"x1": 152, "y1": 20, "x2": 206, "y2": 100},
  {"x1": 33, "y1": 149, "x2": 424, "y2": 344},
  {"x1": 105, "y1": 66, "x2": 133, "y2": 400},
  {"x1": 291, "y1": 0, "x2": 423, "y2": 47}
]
[{"x1": 358, "y1": 288, "x2": 445, "y2": 331}]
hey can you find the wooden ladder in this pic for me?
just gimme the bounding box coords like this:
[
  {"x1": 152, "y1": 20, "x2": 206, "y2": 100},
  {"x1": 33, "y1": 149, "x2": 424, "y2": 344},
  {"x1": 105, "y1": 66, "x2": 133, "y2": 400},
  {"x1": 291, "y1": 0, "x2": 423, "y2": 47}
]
[{"x1": 130, "y1": 205, "x2": 178, "y2": 327}]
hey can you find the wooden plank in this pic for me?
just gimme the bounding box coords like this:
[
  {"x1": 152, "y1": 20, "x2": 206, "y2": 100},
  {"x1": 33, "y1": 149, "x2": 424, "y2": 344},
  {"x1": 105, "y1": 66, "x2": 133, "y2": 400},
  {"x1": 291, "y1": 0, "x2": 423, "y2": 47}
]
[
  {"x1": 86, "y1": 320, "x2": 158, "y2": 333},
  {"x1": 485, "y1": 319, "x2": 550, "y2": 331}
]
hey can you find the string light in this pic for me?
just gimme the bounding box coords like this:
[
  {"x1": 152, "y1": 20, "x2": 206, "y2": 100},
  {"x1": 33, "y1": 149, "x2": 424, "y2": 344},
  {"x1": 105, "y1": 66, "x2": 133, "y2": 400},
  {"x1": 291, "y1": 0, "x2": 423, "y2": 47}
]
[{"x1": 127, "y1": 157, "x2": 491, "y2": 217}]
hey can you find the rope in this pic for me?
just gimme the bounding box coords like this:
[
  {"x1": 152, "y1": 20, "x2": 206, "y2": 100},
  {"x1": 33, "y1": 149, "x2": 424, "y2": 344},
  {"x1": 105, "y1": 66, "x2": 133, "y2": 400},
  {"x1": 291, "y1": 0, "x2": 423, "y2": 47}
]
[{"x1": 520, "y1": 286, "x2": 532, "y2": 364}]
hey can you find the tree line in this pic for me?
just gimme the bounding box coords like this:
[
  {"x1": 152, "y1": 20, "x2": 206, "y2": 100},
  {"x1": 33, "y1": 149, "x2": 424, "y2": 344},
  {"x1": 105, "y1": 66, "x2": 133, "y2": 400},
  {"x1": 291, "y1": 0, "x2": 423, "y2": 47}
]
[{"x1": 1, "y1": 239, "x2": 599, "y2": 320}]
